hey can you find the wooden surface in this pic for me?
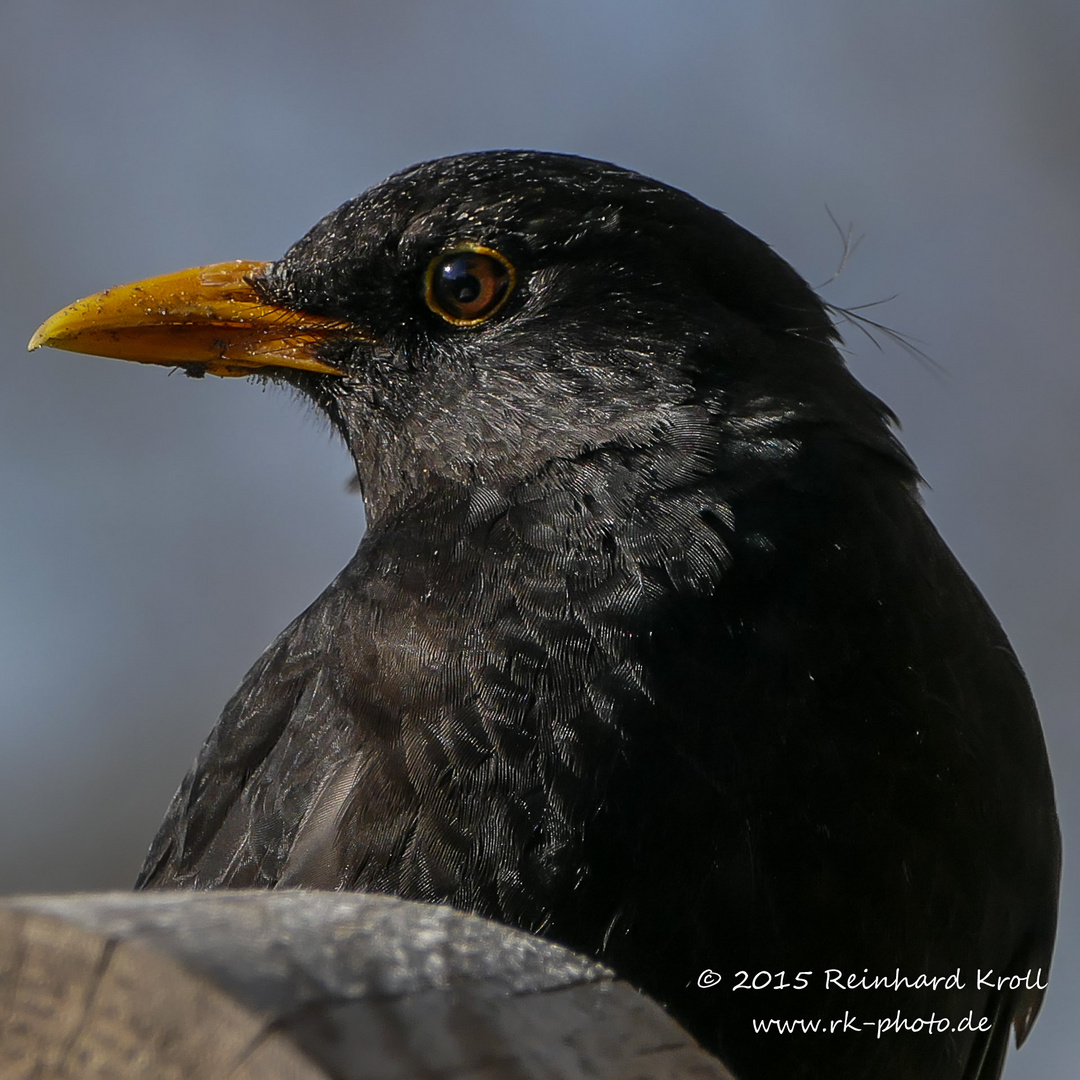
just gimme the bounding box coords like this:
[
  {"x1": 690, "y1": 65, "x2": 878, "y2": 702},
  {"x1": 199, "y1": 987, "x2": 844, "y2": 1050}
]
[{"x1": 0, "y1": 891, "x2": 735, "y2": 1079}]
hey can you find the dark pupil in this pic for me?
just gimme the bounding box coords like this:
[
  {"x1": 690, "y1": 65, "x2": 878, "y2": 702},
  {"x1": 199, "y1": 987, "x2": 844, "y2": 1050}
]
[{"x1": 442, "y1": 259, "x2": 481, "y2": 303}]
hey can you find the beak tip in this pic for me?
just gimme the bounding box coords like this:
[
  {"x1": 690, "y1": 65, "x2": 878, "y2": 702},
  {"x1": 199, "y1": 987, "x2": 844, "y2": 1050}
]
[{"x1": 28, "y1": 309, "x2": 69, "y2": 352}]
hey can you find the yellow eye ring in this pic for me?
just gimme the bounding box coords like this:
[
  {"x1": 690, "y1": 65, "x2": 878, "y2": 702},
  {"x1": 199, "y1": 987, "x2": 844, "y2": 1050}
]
[{"x1": 423, "y1": 244, "x2": 517, "y2": 326}]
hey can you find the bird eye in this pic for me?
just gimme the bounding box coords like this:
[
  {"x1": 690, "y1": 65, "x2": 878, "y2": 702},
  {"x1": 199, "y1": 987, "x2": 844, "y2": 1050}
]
[{"x1": 424, "y1": 245, "x2": 516, "y2": 325}]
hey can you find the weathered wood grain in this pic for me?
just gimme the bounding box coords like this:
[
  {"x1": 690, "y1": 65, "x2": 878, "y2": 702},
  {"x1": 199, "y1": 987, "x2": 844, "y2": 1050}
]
[{"x1": 0, "y1": 892, "x2": 734, "y2": 1079}]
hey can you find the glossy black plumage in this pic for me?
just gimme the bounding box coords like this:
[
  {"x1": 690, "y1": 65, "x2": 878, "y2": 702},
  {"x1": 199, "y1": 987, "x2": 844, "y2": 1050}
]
[{"x1": 133, "y1": 152, "x2": 1058, "y2": 1079}]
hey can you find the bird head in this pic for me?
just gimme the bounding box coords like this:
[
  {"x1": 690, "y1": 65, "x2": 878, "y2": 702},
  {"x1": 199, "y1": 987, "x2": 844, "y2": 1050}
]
[{"x1": 29, "y1": 151, "x2": 896, "y2": 520}]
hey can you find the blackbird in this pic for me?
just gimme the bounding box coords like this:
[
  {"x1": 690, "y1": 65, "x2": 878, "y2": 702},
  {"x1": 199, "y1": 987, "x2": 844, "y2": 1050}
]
[{"x1": 31, "y1": 151, "x2": 1059, "y2": 1080}]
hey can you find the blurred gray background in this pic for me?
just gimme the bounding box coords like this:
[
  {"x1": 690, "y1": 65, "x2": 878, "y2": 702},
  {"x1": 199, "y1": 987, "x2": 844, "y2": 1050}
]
[{"x1": 2, "y1": 1, "x2": 1076, "y2": 1074}]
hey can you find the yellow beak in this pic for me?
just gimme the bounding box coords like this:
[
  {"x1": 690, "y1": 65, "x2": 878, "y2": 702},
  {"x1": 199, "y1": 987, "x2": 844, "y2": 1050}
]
[{"x1": 28, "y1": 260, "x2": 349, "y2": 378}]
